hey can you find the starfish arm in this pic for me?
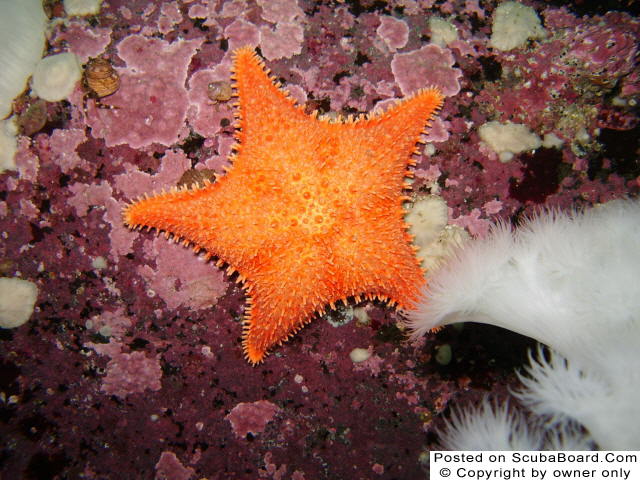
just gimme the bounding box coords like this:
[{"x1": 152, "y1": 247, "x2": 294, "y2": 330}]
[
  {"x1": 243, "y1": 283, "x2": 327, "y2": 364},
  {"x1": 363, "y1": 87, "x2": 444, "y2": 159},
  {"x1": 241, "y1": 241, "x2": 340, "y2": 364},
  {"x1": 328, "y1": 214, "x2": 427, "y2": 306},
  {"x1": 243, "y1": 293, "x2": 309, "y2": 365},
  {"x1": 123, "y1": 185, "x2": 223, "y2": 254},
  {"x1": 232, "y1": 47, "x2": 307, "y2": 166}
]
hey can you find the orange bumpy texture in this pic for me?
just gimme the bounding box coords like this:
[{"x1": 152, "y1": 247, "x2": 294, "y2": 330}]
[{"x1": 123, "y1": 46, "x2": 444, "y2": 364}]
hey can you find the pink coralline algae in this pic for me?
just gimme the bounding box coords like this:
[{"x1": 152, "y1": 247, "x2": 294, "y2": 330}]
[
  {"x1": 187, "y1": 69, "x2": 234, "y2": 138},
  {"x1": 67, "y1": 181, "x2": 112, "y2": 217},
  {"x1": 423, "y1": 116, "x2": 451, "y2": 143},
  {"x1": 157, "y1": 2, "x2": 183, "y2": 35},
  {"x1": 37, "y1": 128, "x2": 88, "y2": 174},
  {"x1": 114, "y1": 149, "x2": 192, "y2": 201},
  {"x1": 260, "y1": 22, "x2": 305, "y2": 61},
  {"x1": 219, "y1": 0, "x2": 251, "y2": 19},
  {"x1": 483, "y1": 199, "x2": 503, "y2": 215},
  {"x1": 86, "y1": 307, "x2": 132, "y2": 338},
  {"x1": 86, "y1": 35, "x2": 202, "y2": 148},
  {"x1": 155, "y1": 451, "x2": 195, "y2": 480},
  {"x1": 106, "y1": 149, "x2": 194, "y2": 259},
  {"x1": 260, "y1": 451, "x2": 288, "y2": 480},
  {"x1": 55, "y1": 20, "x2": 113, "y2": 62},
  {"x1": 391, "y1": 44, "x2": 463, "y2": 97},
  {"x1": 257, "y1": 0, "x2": 305, "y2": 60},
  {"x1": 226, "y1": 400, "x2": 280, "y2": 438},
  {"x1": 13, "y1": 137, "x2": 39, "y2": 182},
  {"x1": 99, "y1": 348, "x2": 163, "y2": 399},
  {"x1": 450, "y1": 208, "x2": 492, "y2": 237},
  {"x1": 377, "y1": 16, "x2": 409, "y2": 51},
  {"x1": 257, "y1": 0, "x2": 304, "y2": 24},
  {"x1": 224, "y1": 18, "x2": 260, "y2": 51},
  {"x1": 137, "y1": 237, "x2": 228, "y2": 311},
  {"x1": 464, "y1": 0, "x2": 486, "y2": 19}
]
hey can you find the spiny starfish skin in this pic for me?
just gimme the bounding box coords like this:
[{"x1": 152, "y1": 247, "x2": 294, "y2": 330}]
[{"x1": 123, "y1": 46, "x2": 444, "y2": 364}]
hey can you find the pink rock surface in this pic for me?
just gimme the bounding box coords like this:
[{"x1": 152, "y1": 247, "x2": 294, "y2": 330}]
[{"x1": 226, "y1": 400, "x2": 280, "y2": 438}]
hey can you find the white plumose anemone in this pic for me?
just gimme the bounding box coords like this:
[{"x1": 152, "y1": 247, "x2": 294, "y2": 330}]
[{"x1": 407, "y1": 199, "x2": 640, "y2": 449}]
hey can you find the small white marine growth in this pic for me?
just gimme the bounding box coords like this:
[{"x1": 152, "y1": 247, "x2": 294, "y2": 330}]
[
  {"x1": 478, "y1": 121, "x2": 542, "y2": 162},
  {"x1": 405, "y1": 195, "x2": 469, "y2": 271},
  {"x1": 490, "y1": 1, "x2": 546, "y2": 51},
  {"x1": 0, "y1": 277, "x2": 38, "y2": 329},
  {"x1": 64, "y1": 0, "x2": 102, "y2": 17},
  {"x1": 429, "y1": 17, "x2": 458, "y2": 47},
  {"x1": 31, "y1": 52, "x2": 82, "y2": 102}
]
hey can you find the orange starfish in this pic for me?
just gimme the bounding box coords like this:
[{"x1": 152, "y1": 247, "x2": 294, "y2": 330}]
[{"x1": 123, "y1": 47, "x2": 444, "y2": 364}]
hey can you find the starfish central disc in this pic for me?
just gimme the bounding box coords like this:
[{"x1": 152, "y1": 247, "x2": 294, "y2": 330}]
[{"x1": 123, "y1": 47, "x2": 444, "y2": 364}]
